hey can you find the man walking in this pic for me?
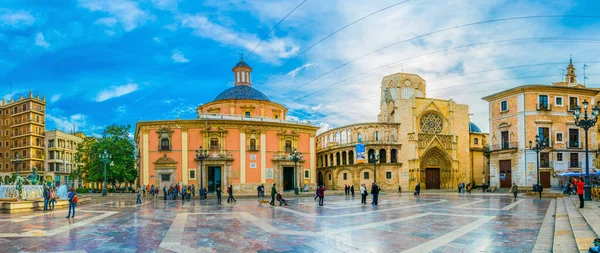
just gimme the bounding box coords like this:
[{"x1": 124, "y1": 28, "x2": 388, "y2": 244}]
[
  {"x1": 510, "y1": 183, "x2": 518, "y2": 199},
  {"x1": 65, "y1": 188, "x2": 77, "y2": 218},
  {"x1": 43, "y1": 185, "x2": 50, "y2": 211},
  {"x1": 216, "y1": 186, "x2": 222, "y2": 204},
  {"x1": 415, "y1": 182, "x2": 421, "y2": 196},
  {"x1": 270, "y1": 184, "x2": 277, "y2": 206},
  {"x1": 136, "y1": 187, "x2": 142, "y2": 204},
  {"x1": 318, "y1": 186, "x2": 325, "y2": 206},
  {"x1": 371, "y1": 182, "x2": 380, "y2": 206},
  {"x1": 227, "y1": 185, "x2": 236, "y2": 203},
  {"x1": 575, "y1": 177, "x2": 585, "y2": 208}
]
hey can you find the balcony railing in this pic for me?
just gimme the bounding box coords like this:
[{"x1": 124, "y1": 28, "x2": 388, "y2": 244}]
[
  {"x1": 569, "y1": 161, "x2": 582, "y2": 168},
  {"x1": 568, "y1": 141, "x2": 580, "y2": 149},
  {"x1": 489, "y1": 142, "x2": 519, "y2": 151},
  {"x1": 198, "y1": 113, "x2": 313, "y2": 126},
  {"x1": 536, "y1": 103, "x2": 551, "y2": 111},
  {"x1": 248, "y1": 145, "x2": 260, "y2": 152},
  {"x1": 540, "y1": 161, "x2": 550, "y2": 168}
]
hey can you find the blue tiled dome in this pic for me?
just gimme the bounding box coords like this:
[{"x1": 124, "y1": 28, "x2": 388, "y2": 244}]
[
  {"x1": 469, "y1": 122, "x2": 481, "y2": 133},
  {"x1": 214, "y1": 85, "x2": 271, "y2": 102},
  {"x1": 234, "y1": 60, "x2": 251, "y2": 69}
]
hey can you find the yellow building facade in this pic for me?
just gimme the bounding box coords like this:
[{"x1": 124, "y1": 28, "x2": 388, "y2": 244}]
[
  {"x1": 0, "y1": 91, "x2": 46, "y2": 178},
  {"x1": 482, "y1": 59, "x2": 599, "y2": 189},
  {"x1": 317, "y1": 73, "x2": 488, "y2": 190},
  {"x1": 44, "y1": 130, "x2": 84, "y2": 187}
]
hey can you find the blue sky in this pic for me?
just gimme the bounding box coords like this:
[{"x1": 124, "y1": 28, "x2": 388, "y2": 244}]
[{"x1": 2, "y1": 0, "x2": 600, "y2": 136}]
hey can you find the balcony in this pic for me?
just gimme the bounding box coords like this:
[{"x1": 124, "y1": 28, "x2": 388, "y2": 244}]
[
  {"x1": 569, "y1": 161, "x2": 582, "y2": 168},
  {"x1": 489, "y1": 142, "x2": 519, "y2": 151},
  {"x1": 248, "y1": 145, "x2": 260, "y2": 152},
  {"x1": 536, "y1": 103, "x2": 551, "y2": 111},
  {"x1": 568, "y1": 141, "x2": 580, "y2": 149},
  {"x1": 540, "y1": 161, "x2": 550, "y2": 168},
  {"x1": 12, "y1": 118, "x2": 45, "y2": 126}
]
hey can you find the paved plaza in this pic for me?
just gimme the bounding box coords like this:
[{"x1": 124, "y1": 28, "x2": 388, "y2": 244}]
[{"x1": 0, "y1": 193, "x2": 559, "y2": 252}]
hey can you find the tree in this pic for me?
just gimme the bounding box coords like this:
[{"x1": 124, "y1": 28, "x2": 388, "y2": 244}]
[{"x1": 74, "y1": 124, "x2": 137, "y2": 190}]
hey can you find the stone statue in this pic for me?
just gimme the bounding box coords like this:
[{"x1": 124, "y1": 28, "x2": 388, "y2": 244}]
[{"x1": 27, "y1": 168, "x2": 40, "y2": 185}]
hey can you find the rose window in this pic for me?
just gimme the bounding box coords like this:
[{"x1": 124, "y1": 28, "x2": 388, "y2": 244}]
[{"x1": 420, "y1": 113, "x2": 443, "y2": 133}]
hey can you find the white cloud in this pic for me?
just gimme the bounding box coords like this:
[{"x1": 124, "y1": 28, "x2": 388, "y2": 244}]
[
  {"x1": 171, "y1": 49, "x2": 189, "y2": 63},
  {"x1": 152, "y1": 0, "x2": 178, "y2": 11},
  {"x1": 46, "y1": 113, "x2": 87, "y2": 133},
  {"x1": 115, "y1": 105, "x2": 128, "y2": 115},
  {"x1": 94, "y1": 17, "x2": 117, "y2": 27},
  {"x1": 95, "y1": 83, "x2": 139, "y2": 102},
  {"x1": 287, "y1": 63, "x2": 314, "y2": 78},
  {"x1": 0, "y1": 8, "x2": 35, "y2": 27},
  {"x1": 50, "y1": 94, "x2": 61, "y2": 103},
  {"x1": 153, "y1": 37, "x2": 162, "y2": 43},
  {"x1": 34, "y1": 32, "x2": 49, "y2": 48},
  {"x1": 178, "y1": 14, "x2": 299, "y2": 62},
  {"x1": 78, "y1": 0, "x2": 149, "y2": 31}
]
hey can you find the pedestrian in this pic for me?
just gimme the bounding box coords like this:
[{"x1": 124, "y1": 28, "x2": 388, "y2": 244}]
[
  {"x1": 398, "y1": 185, "x2": 402, "y2": 194},
  {"x1": 49, "y1": 188, "x2": 56, "y2": 210},
  {"x1": 203, "y1": 187, "x2": 208, "y2": 200},
  {"x1": 168, "y1": 187, "x2": 173, "y2": 200},
  {"x1": 151, "y1": 185, "x2": 155, "y2": 197},
  {"x1": 457, "y1": 183, "x2": 461, "y2": 194},
  {"x1": 318, "y1": 185, "x2": 325, "y2": 206},
  {"x1": 510, "y1": 183, "x2": 518, "y2": 199},
  {"x1": 257, "y1": 185, "x2": 262, "y2": 198},
  {"x1": 466, "y1": 183, "x2": 471, "y2": 194},
  {"x1": 163, "y1": 185, "x2": 167, "y2": 200},
  {"x1": 43, "y1": 185, "x2": 50, "y2": 211},
  {"x1": 65, "y1": 188, "x2": 77, "y2": 218},
  {"x1": 371, "y1": 182, "x2": 380, "y2": 206},
  {"x1": 270, "y1": 183, "x2": 277, "y2": 206},
  {"x1": 575, "y1": 177, "x2": 585, "y2": 208},
  {"x1": 344, "y1": 184, "x2": 348, "y2": 196},
  {"x1": 136, "y1": 187, "x2": 142, "y2": 204},
  {"x1": 227, "y1": 185, "x2": 236, "y2": 203},
  {"x1": 216, "y1": 186, "x2": 222, "y2": 204},
  {"x1": 415, "y1": 182, "x2": 421, "y2": 196},
  {"x1": 314, "y1": 186, "x2": 319, "y2": 201},
  {"x1": 181, "y1": 186, "x2": 187, "y2": 201},
  {"x1": 360, "y1": 183, "x2": 368, "y2": 204},
  {"x1": 351, "y1": 185, "x2": 355, "y2": 197},
  {"x1": 142, "y1": 185, "x2": 146, "y2": 197},
  {"x1": 146, "y1": 185, "x2": 150, "y2": 196},
  {"x1": 200, "y1": 187, "x2": 206, "y2": 200},
  {"x1": 261, "y1": 184, "x2": 265, "y2": 198},
  {"x1": 192, "y1": 185, "x2": 196, "y2": 197}
]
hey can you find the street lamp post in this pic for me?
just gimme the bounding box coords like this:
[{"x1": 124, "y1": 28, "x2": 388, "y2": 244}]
[
  {"x1": 574, "y1": 99, "x2": 599, "y2": 201},
  {"x1": 288, "y1": 149, "x2": 303, "y2": 195},
  {"x1": 529, "y1": 135, "x2": 547, "y2": 199},
  {"x1": 99, "y1": 150, "x2": 112, "y2": 197},
  {"x1": 195, "y1": 146, "x2": 209, "y2": 190},
  {"x1": 369, "y1": 152, "x2": 380, "y2": 184},
  {"x1": 10, "y1": 154, "x2": 24, "y2": 200}
]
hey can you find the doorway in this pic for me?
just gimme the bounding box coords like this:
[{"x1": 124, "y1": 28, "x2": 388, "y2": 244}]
[
  {"x1": 540, "y1": 171, "x2": 551, "y2": 188},
  {"x1": 499, "y1": 160, "x2": 512, "y2": 188},
  {"x1": 283, "y1": 167, "x2": 294, "y2": 191},
  {"x1": 207, "y1": 166, "x2": 221, "y2": 192},
  {"x1": 318, "y1": 171, "x2": 324, "y2": 186},
  {"x1": 425, "y1": 168, "x2": 441, "y2": 189}
]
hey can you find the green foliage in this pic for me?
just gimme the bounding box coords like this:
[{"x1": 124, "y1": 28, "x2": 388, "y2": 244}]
[{"x1": 74, "y1": 124, "x2": 137, "y2": 188}]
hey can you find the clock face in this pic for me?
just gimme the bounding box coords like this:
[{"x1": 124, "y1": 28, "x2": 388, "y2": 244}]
[{"x1": 404, "y1": 80, "x2": 411, "y2": 86}]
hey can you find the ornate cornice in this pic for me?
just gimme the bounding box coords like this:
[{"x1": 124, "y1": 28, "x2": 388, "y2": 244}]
[{"x1": 154, "y1": 154, "x2": 178, "y2": 165}]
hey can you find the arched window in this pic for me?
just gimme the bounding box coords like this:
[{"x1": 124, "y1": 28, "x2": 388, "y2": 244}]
[
  {"x1": 342, "y1": 151, "x2": 347, "y2": 165},
  {"x1": 336, "y1": 132, "x2": 341, "y2": 143},
  {"x1": 347, "y1": 129, "x2": 352, "y2": 142},
  {"x1": 368, "y1": 149, "x2": 375, "y2": 163},
  {"x1": 379, "y1": 149, "x2": 387, "y2": 163},
  {"x1": 349, "y1": 150, "x2": 354, "y2": 164},
  {"x1": 250, "y1": 139, "x2": 257, "y2": 150},
  {"x1": 329, "y1": 154, "x2": 334, "y2": 166},
  {"x1": 210, "y1": 138, "x2": 219, "y2": 150},
  {"x1": 474, "y1": 138, "x2": 479, "y2": 144},
  {"x1": 324, "y1": 155, "x2": 328, "y2": 167},
  {"x1": 336, "y1": 152, "x2": 341, "y2": 165},
  {"x1": 357, "y1": 133, "x2": 363, "y2": 142},
  {"x1": 285, "y1": 140, "x2": 292, "y2": 152},
  {"x1": 275, "y1": 115, "x2": 279, "y2": 119},
  {"x1": 245, "y1": 111, "x2": 251, "y2": 118},
  {"x1": 375, "y1": 131, "x2": 379, "y2": 141},
  {"x1": 341, "y1": 130, "x2": 347, "y2": 144},
  {"x1": 391, "y1": 149, "x2": 398, "y2": 163}
]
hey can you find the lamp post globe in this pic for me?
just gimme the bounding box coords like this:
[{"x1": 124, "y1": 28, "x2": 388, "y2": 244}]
[
  {"x1": 195, "y1": 146, "x2": 209, "y2": 190},
  {"x1": 289, "y1": 149, "x2": 302, "y2": 195},
  {"x1": 99, "y1": 150, "x2": 112, "y2": 197},
  {"x1": 573, "y1": 99, "x2": 600, "y2": 201}
]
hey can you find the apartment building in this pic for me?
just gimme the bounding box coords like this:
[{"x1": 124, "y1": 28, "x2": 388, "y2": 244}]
[{"x1": 44, "y1": 130, "x2": 84, "y2": 187}]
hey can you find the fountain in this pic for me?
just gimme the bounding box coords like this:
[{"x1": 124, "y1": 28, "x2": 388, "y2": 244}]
[
  {"x1": 0, "y1": 185, "x2": 44, "y2": 199},
  {"x1": 56, "y1": 185, "x2": 68, "y2": 199}
]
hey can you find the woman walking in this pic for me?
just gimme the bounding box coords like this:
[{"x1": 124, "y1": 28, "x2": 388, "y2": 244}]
[
  {"x1": 360, "y1": 183, "x2": 367, "y2": 204},
  {"x1": 318, "y1": 186, "x2": 325, "y2": 206}
]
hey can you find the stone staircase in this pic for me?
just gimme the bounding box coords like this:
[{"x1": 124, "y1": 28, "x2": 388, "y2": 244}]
[{"x1": 549, "y1": 196, "x2": 599, "y2": 253}]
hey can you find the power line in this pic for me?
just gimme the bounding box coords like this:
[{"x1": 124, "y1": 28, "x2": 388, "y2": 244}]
[
  {"x1": 290, "y1": 37, "x2": 600, "y2": 101},
  {"x1": 247, "y1": 0, "x2": 309, "y2": 59},
  {"x1": 282, "y1": 15, "x2": 600, "y2": 95},
  {"x1": 255, "y1": 0, "x2": 413, "y2": 87}
]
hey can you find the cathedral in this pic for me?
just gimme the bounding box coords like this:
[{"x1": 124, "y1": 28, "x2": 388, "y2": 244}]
[{"x1": 316, "y1": 72, "x2": 488, "y2": 190}]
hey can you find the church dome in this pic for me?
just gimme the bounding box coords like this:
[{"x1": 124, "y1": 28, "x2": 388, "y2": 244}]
[
  {"x1": 469, "y1": 122, "x2": 481, "y2": 133},
  {"x1": 214, "y1": 85, "x2": 271, "y2": 102}
]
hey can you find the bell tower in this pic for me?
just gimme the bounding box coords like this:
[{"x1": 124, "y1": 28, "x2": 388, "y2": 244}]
[
  {"x1": 565, "y1": 56, "x2": 577, "y2": 85},
  {"x1": 233, "y1": 55, "x2": 252, "y2": 86}
]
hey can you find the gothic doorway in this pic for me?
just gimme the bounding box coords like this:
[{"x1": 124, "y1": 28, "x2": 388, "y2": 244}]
[
  {"x1": 420, "y1": 147, "x2": 452, "y2": 189},
  {"x1": 425, "y1": 168, "x2": 441, "y2": 189}
]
